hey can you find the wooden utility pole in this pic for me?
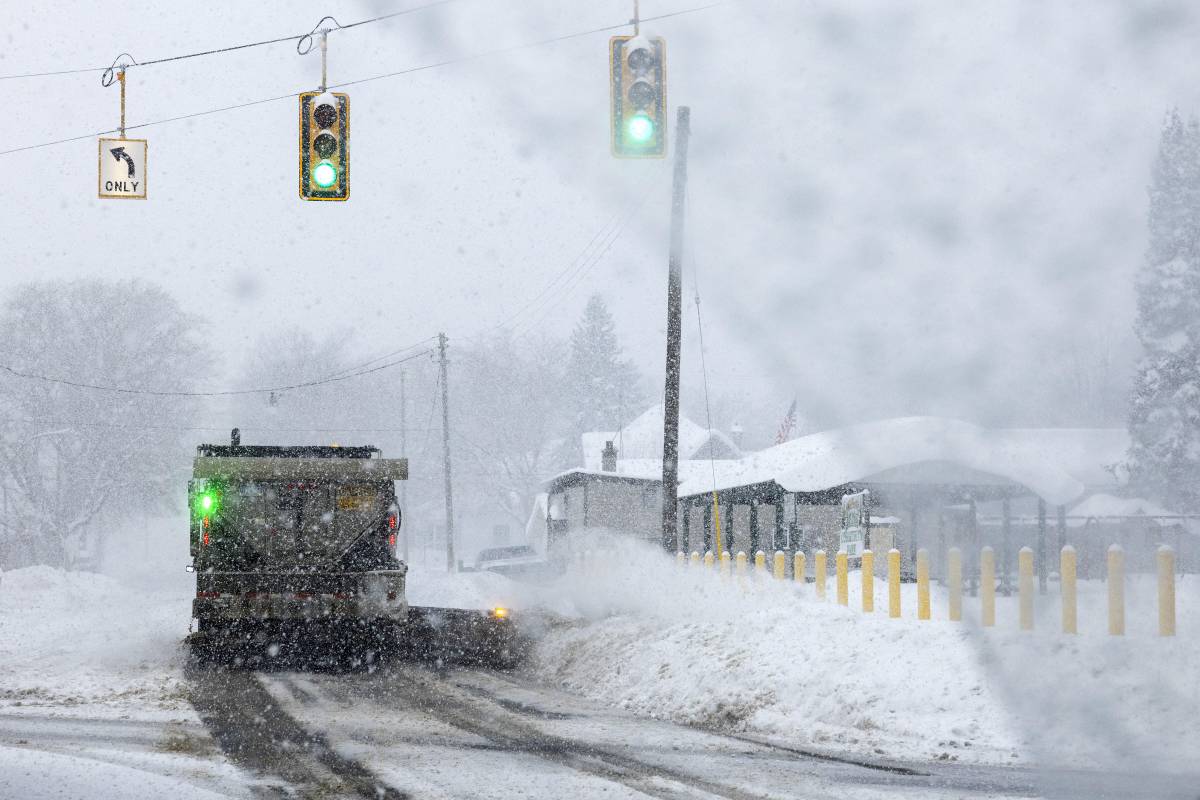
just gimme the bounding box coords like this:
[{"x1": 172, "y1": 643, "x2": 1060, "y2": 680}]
[
  {"x1": 660, "y1": 106, "x2": 691, "y2": 553},
  {"x1": 399, "y1": 368, "x2": 409, "y2": 563},
  {"x1": 437, "y1": 333, "x2": 456, "y2": 572}
]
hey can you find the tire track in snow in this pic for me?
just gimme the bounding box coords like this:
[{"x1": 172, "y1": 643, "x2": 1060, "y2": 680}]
[
  {"x1": 351, "y1": 664, "x2": 769, "y2": 800},
  {"x1": 185, "y1": 662, "x2": 408, "y2": 800}
]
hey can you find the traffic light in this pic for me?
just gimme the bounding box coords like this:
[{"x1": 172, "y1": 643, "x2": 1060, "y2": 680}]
[
  {"x1": 610, "y1": 35, "x2": 667, "y2": 158},
  {"x1": 299, "y1": 91, "x2": 349, "y2": 201}
]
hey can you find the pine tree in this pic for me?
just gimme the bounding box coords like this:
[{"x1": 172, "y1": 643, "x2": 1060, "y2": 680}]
[
  {"x1": 1127, "y1": 111, "x2": 1200, "y2": 510},
  {"x1": 565, "y1": 295, "x2": 642, "y2": 456}
]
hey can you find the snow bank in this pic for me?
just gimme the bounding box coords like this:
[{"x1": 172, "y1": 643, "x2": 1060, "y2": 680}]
[
  {"x1": 0, "y1": 566, "x2": 192, "y2": 713},
  {"x1": 527, "y1": 538, "x2": 1200, "y2": 769},
  {"x1": 404, "y1": 561, "x2": 526, "y2": 610}
]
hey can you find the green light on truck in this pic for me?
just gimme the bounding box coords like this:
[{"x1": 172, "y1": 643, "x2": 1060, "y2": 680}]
[{"x1": 194, "y1": 490, "x2": 218, "y2": 516}]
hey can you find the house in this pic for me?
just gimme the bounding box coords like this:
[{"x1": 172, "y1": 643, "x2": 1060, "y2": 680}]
[{"x1": 540, "y1": 407, "x2": 740, "y2": 562}]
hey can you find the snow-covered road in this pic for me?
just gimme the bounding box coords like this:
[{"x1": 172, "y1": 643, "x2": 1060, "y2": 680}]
[{"x1": 183, "y1": 663, "x2": 1198, "y2": 800}]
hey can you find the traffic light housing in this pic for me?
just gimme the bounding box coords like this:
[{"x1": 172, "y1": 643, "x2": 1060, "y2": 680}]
[
  {"x1": 610, "y1": 35, "x2": 667, "y2": 158},
  {"x1": 299, "y1": 91, "x2": 349, "y2": 201}
]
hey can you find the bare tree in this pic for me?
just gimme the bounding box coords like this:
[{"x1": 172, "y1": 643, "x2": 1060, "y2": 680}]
[
  {"x1": 455, "y1": 332, "x2": 569, "y2": 530},
  {"x1": 0, "y1": 280, "x2": 208, "y2": 569}
]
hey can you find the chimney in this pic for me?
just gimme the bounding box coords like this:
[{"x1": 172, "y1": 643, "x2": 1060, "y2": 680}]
[
  {"x1": 601, "y1": 440, "x2": 618, "y2": 472},
  {"x1": 231, "y1": 427, "x2": 241, "y2": 448},
  {"x1": 730, "y1": 422, "x2": 744, "y2": 450}
]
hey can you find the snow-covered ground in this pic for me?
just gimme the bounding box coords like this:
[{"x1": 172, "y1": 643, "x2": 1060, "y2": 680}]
[
  {"x1": 525, "y1": 538, "x2": 1200, "y2": 772},
  {"x1": 0, "y1": 562, "x2": 254, "y2": 799},
  {"x1": 2, "y1": 527, "x2": 1193, "y2": 796}
]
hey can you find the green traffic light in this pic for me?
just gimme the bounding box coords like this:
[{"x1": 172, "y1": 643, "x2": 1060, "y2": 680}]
[
  {"x1": 626, "y1": 114, "x2": 655, "y2": 144},
  {"x1": 201, "y1": 494, "x2": 213, "y2": 511},
  {"x1": 312, "y1": 160, "x2": 338, "y2": 188}
]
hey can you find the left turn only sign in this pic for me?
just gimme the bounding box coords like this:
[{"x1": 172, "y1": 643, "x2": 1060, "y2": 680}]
[{"x1": 98, "y1": 138, "x2": 147, "y2": 199}]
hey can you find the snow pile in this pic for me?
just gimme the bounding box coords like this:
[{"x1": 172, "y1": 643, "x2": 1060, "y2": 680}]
[
  {"x1": 0, "y1": 566, "x2": 192, "y2": 713},
  {"x1": 528, "y1": 538, "x2": 1200, "y2": 769},
  {"x1": 404, "y1": 560, "x2": 525, "y2": 610}
]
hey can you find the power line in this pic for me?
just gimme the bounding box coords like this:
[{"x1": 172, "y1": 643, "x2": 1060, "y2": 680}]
[
  {"x1": 465, "y1": 212, "x2": 626, "y2": 342},
  {"x1": 509, "y1": 191, "x2": 653, "y2": 338},
  {"x1": 4, "y1": 419, "x2": 440, "y2": 434},
  {"x1": 1, "y1": 3, "x2": 721, "y2": 157},
  {"x1": 0, "y1": 347, "x2": 433, "y2": 398},
  {"x1": 315, "y1": 336, "x2": 438, "y2": 381},
  {"x1": 0, "y1": 0, "x2": 460, "y2": 82}
]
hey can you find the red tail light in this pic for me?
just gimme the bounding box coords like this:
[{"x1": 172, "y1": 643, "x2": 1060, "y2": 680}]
[
  {"x1": 388, "y1": 515, "x2": 398, "y2": 530},
  {"x1": 388, "y1": 533, "x2": 397, "y2": 548},
  {"x1": 196, "y1": 591, "x2": 220, "y2": 599}
]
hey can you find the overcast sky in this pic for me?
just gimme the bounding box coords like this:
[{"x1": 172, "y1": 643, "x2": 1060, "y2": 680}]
[{"x1": 7, "y1": 0, "x2": 1200, "y2": 437}]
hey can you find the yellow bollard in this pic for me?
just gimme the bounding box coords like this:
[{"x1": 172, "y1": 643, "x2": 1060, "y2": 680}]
[
  {"x1": 794, "y1": 551, "x2": 806, "y2": 585},
  {"x1": 1158, "y1": 545, "x2": 1176, "y2": 637},
  {"x1": 815, "y1": 550, "x2": 827, "y2": 600},
  {"x1": 1061, "y1": 545, "x2": 1077, "y2": 634},
  {"x1": 774, "y1": 550, "x2": 786, "y2": 580},
  {"x1": 676, "y1": 551, "x2": 686, "y2": 568},
  {"x1": 916, "y1": 548, "x2": 930, "y2": 621},
  {"x1": 754, "y1": 550, "x2": 767, "y2": 576},
  {"x1": 720, "y1": 550, "x2": 731, "y2": 577},
  {"x1": 704, "y1": 550, "x2": 715, "y2": 571},
  {"x1": 980, "y1": 546, "x2": 996, "y2": 627},
  {"x1": 948, "y1": 547, "x2": 962, "y2": 622},
  {"x1": 690, "y1": 551, "x2": 701, "y2": 568},
  {"x1": 1108, "y1": 544, "x2": 1124, "y2": 636},
  {"x1": 1018, "y1": 546, "x2": 1034, "y2": 631},
  {"x1": 736, "y1": 551, "x2": 748, "y2": 578},
  {"x1": 888, "y1": 548, "x2": 901, "y2": 619},
  {"x1": 836, "y1": 551, "x2": 848, "y2": 606},
  {"x1": 861, "y1": 550, "x2": 875, "y2": 612}
]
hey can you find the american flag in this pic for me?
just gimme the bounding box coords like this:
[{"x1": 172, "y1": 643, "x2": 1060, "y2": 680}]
[{"x1": 775, "y1": 398, "x2": 798, "y2": 444}]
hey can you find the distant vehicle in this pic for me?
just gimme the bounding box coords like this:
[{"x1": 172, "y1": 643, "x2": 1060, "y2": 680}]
[
  {"x1": 186, "y1": 429, "x2": 519, "y2": 667},
  {"x1": 474, "y1": 544, "x2": 548, "y2": 575}
]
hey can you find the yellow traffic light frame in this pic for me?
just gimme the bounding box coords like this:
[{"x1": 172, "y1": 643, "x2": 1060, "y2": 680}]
[
  {"x1": 299, "y1": 91, "x2": 350, "y2": 201},
  {"x1": 610, "y1": 35, "x2": 667, "y2": 158}
]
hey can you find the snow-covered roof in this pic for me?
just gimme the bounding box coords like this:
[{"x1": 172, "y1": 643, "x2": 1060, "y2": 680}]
[
  {"x1": 546, "y1": 459, "x2": 722, "y2": 489},
  {"x1": 990, "y1": 428, "x2": 1128, "y2": 488},
  {"x1": 1066, "y1": 493, "x2": 1178, "y2": 526},
  {"x1": 581, "y1": 405, "x2": 740, "y2": 471},
  {"x1": 677, "y1": 417, "x2": 1107, "y2": 506}
]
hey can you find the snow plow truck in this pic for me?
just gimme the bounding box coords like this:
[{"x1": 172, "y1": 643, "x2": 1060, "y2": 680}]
[{"x1": 186, "y1": 429, "x2": 519, "y2": 668}]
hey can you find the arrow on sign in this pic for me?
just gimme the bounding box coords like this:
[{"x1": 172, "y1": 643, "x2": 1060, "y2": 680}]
[{"x1": 109, "y1": 147, "x2": 136, "y2": 178}]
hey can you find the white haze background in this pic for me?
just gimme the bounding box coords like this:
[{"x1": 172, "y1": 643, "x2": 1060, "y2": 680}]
[{"x1": 6, "y1": 0, "x2": 1196, "y2": 432}]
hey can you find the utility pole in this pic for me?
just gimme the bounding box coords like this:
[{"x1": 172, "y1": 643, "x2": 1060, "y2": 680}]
[
  {"x1": 437, "y1": 333, "x2": 456, "y2": 572},
  {"x1": 399, "y1": 368, "x2": 409, "y2": 563},
  {"x1": 660, "y1": 106, "x2": 691, "y2": 553}
]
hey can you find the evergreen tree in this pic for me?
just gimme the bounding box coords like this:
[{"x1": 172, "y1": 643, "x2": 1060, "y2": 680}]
[
  {"x1": 1127, "y1": 111, "x2": 1200, "y2": 510},
  {"x1": 565, "y1": 295, "x2": 642, "y2": 457}
]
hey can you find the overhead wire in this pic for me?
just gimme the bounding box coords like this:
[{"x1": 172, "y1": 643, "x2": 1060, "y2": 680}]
[
  {"x1": 0, "y1": 0, "x2": 460, "y2": 82},
  {"x1": 3, "y1": 419, "x2": 439, "y2": 434},
  {"x1": 1, "y1": 2, "x2": 721, "y2": 157},
  {"x1": 686, "y1": 182, "x2": 725, "y2": 552},
  {"x1": 315, "y1": 335, "x2": 439, "y2": 381},
  {"x1": 508, "y1": 187, "x2": 658, "y2": 338},
  {"x1": 0, "y1": 347, "x2": 433, "y2": 398}
]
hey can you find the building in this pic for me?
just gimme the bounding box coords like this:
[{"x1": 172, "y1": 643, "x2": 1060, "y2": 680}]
[
  {"x1": 539, "y1": 406, "x2": 740, "y2": 562},
  {"x1": 536, "y1": 413, "x2": 1195, "y2": 579}
]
